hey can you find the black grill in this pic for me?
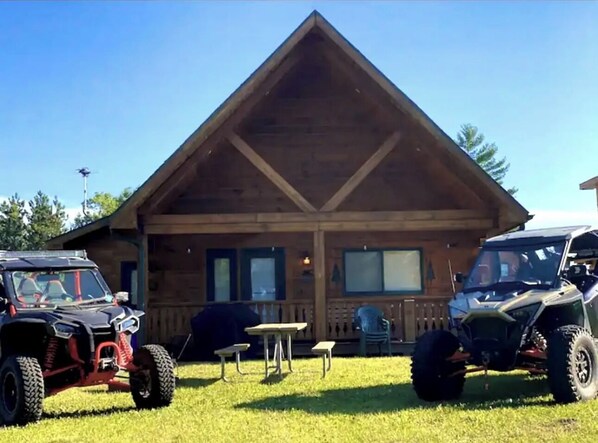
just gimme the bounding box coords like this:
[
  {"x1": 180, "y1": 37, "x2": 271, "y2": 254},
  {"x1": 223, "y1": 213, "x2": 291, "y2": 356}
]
[{"x1": 463, "y1": 317, "x2": 514, "y2": 342}]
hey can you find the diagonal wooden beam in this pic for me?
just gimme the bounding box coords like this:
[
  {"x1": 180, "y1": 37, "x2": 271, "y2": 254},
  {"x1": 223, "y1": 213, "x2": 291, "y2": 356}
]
[
  {"x1": 321, "y1": 131, "x2": 402, "y2": 212},
  {"x1": 228, "y1": 133, "x2": 317, "y2": 213},
  {"x1": 138, "y1": 52, "x2": 305, "y2": 216}
]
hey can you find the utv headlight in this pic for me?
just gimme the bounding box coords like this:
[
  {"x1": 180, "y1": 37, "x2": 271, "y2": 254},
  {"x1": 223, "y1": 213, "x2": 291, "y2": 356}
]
[
  {"x1": 116, "y1": 316, "x2": 139, "y2": 334},
  {"x1": 507, "y1": 303, "x2": 541, "y2": 326}
]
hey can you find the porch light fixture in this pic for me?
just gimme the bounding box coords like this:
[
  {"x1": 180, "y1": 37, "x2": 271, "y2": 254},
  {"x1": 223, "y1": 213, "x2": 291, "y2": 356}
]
[{"x1": 302, "y1": 252, "x2": 311, "y2": 266}]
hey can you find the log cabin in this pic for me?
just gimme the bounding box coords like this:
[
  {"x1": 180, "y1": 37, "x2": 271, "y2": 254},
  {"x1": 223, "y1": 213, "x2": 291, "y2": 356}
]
[{"x1": 47, "y1": 11, "x2": 530, "y2": 353}]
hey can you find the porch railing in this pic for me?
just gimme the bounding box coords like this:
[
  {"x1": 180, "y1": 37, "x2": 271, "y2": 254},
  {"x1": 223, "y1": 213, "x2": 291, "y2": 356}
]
[
  {"x1": 145, "y1": 300, "x2": 315, "y2": 345},
  {"x1": 144, "y1": 297, "x2": 450, "y2": 346},
  {"x1": 326, "y1": 297, "x2": 451, "y2": 342}
]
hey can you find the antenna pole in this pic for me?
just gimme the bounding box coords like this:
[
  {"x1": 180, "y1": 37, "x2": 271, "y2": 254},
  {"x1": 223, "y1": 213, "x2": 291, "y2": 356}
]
[{"x1": 76, "y1": 167, "x2": 92, "y2": 217}]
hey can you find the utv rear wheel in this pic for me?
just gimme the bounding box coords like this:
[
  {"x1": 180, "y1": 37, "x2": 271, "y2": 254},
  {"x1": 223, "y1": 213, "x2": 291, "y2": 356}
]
[
  {"x1": 129, "y1": 344, "x2": 175, "y2": 409},
  {"x1": 411, "y1": 330, "x2": 466, "y2": 401},
  {"x1": 547, "y1": 325, "x2": 598, "y2": 403},
  {"x1": 0, "y1": 355, "x2": 44, "y2": 426}
]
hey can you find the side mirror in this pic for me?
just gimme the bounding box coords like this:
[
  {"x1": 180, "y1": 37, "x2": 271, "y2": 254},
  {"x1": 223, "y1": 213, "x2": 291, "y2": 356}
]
[
  {"x1": 115, "y1": 291, "x2": 129, "y2": 304},
  {"x1": 454, "y1": 272, "x2": 465, "y2": 284}
]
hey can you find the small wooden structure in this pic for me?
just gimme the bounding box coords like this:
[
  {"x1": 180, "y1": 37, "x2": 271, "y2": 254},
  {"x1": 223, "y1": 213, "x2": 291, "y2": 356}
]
[
  {"x1": 48, "y1": 11, "x2": 529, "y2": 351},
  {"x1": 580, "y1": 176, "x2": 598, "y2": 213}
]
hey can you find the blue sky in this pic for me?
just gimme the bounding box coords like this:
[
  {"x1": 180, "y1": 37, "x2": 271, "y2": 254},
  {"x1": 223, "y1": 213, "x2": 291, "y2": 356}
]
[{"x1": 1, "y1": 1, "x2": 597, "y2": 228}]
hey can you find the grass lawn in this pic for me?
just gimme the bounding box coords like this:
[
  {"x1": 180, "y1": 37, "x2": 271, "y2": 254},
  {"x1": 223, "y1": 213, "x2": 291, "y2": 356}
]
[{"x1": 1, "y1": 356, "x2": 596, "y2": 442}]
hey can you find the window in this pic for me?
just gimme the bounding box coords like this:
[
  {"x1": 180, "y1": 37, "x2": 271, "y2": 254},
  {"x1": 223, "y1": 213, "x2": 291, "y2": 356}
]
[
  {"x1": 343, "y1": 249, "x2": 423, "y2": 295},
  {"x1": 213, "y1": 258, "x2": 231, "y2": 302},
  {"x1": 207, "y1": 249, "x2": 238, "y2": 302},
  {"x1": 240, "y1": 248, "x2": 285, "y2": 301}
]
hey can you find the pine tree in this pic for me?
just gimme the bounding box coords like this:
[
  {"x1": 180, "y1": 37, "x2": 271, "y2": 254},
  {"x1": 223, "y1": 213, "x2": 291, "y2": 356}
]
[
  {"x1": 0, "y1": 194, "x2": 28, "y2": 250},
  {"x1": 456, "y1": 123, "x2": 517, "y2": 195},
  {"x1": 26, "y1": 191, "x2": 67, "y2": 250}
]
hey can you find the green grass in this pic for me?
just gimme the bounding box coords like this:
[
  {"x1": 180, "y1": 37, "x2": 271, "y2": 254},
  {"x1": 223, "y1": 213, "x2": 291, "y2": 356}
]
[{"x1": 1, "y1": 356, "x2": 597, "y2": 443}]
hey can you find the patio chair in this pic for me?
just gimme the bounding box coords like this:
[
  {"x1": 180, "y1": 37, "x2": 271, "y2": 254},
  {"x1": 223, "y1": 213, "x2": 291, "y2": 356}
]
[{"x1": 353, "y1": 305, "x2": 392, "y2": 357}]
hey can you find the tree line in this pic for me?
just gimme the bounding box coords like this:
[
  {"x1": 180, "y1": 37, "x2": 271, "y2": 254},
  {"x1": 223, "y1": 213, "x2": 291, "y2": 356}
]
[
  {"x1": 0, "y1": 188, "x2": 133, "y2": 250},
  {"x1": 0, "y1": 124, "x2": 515, "y2": 251}
]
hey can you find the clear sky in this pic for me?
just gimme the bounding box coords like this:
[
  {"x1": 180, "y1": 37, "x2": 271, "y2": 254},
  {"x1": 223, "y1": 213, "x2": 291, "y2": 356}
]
[{"x1": 1, "y1": 1, "x2": 597, "y2": 228}]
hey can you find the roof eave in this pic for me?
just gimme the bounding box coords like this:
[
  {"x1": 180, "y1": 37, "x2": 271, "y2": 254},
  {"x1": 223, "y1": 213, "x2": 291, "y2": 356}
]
[
  {"x1": 46, "y1": 216, "x2": 111, "y2": 249},
  {"x1": 109, "y1": 12, "x2": 319, "y2": 230},
  {"x1": 580, "y1": 176, "x2": 598, "y2": 190}
]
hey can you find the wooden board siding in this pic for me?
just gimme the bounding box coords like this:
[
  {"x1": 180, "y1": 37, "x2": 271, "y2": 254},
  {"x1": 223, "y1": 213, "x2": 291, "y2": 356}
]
[
  {"x1": 338, "y1": 137, "x2": 487, "y2": 212},
  {"x1": 144, "y1": 230, "x2": 479, "y2": 344},
  {"x1": 146, "y1": 233, "x2": 315, "y2": 308},
  {"x1": 326, "y1": 231, "x2": 479, "y2": 299},
  {"x1": 164, "y1": 139, "x2": 300, "y2": 214},
  {"x1": 66, "y1": 235, "x2": 137, "y2": 293},
  {"x1": 160, "y1": 49, "x2": 493, "y2": 217}
]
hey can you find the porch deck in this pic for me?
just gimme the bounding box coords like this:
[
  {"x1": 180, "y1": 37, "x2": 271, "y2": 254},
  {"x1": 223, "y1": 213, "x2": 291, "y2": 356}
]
[{"x1": 145, "y1": 296, "x2": 451, "y2": 354}]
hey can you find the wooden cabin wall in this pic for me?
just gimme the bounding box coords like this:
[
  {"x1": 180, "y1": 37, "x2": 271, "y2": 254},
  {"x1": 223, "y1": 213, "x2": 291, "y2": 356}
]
[
  {"x1": 146, "y1": 233, "x2": 314, "y2": 307},
  {"x1": 163, "y1": 49, "x2": 494, "y2": 217},
  {"x1": 146, "y1": 230, "x2": 481, "y2": 307},
  {"x1": 66, "y1": 234, "x2": 137, "y2": 293},
  {"x1": 326, "y1": 231, "x2": 480, "y2": 299}
]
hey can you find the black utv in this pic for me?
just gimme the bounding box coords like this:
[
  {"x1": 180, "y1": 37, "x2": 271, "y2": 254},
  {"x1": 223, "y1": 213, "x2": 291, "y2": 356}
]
[
  {"x1": 411, "y1": 225, "x2": 598, "y2": 403},
  {"x1": 0, "y1": 250, "x2": 175, "y2": 425}
]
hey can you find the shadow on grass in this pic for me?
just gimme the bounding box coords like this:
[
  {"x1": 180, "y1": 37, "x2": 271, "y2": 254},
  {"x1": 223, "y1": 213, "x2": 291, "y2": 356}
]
[
  {"x1": 177, "y1": 377, "x2": 220, "y2": 388},
  {"x1": 260, "y1": 373, "x2": 290, "y2": 385},
  {"x1": 44, "y1": 405, "x2": 137, "y2": 420},
  {"x1": 237, "y1": 373, "x2": 554, "y2": 414}
]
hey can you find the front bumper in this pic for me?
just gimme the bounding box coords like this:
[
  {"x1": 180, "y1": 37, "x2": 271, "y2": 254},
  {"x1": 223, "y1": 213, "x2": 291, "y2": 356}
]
[{"x1": 458, "y1": 316, "x2": 527, "y2": 370}]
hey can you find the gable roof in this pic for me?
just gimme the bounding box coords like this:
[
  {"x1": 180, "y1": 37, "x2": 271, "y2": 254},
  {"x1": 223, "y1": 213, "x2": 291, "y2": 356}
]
[
  {"x1": 47, "y1": 10, "x2": 528, "y2": 245},
  {"x1": 108, "y1": 10, "x2": 528, "y2": 231}
]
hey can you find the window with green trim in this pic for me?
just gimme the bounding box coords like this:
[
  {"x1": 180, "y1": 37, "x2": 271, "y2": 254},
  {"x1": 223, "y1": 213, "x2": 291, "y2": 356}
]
[{"x1": 343, "y1": 249, "x2": 423, "y2": 295}]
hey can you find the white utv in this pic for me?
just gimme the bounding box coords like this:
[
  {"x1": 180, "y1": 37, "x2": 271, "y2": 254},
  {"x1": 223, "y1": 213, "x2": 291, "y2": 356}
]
[{"x1": 411, "y1": 225, "x2": 598, "y2": 403}]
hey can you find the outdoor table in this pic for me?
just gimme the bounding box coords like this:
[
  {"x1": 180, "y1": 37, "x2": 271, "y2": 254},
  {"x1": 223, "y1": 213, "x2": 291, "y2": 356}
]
[{"x1": 244, "y1": 322, "x2": 308, "y2": 378}]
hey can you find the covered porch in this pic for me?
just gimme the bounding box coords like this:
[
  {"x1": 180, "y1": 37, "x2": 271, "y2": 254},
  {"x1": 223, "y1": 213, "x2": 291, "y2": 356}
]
[
  {"x1": 141, "y1": 214, "x2": 485, "y2": 352},
  {"x1": 145, "y1": 296, "x2": 452, "y2": 353}
]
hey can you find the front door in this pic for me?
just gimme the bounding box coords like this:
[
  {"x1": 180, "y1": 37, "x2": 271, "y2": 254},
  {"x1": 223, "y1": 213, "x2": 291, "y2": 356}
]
[
  {"x1": 240, "y1": 248, "x2": 286, "y2": 302},
  {"x1": 206, "y1": 249, "x2": 238, "y2": 302}
]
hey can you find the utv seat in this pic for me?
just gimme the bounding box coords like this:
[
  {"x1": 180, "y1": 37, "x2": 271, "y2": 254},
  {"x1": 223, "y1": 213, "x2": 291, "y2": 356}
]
[
  {"x1": 566, "y1": 265, "x2": 598, "y2": 302},
  {"x1": 17, "y1": 278, "x2": 41, "y2": 302},
  {"x1": 42, "y1": 280, "x2": 68, "y2": 300}
]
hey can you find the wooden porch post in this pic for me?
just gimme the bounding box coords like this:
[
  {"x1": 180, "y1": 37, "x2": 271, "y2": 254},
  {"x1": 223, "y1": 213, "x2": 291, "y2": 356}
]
[
  {"x1": 136, "y1": 234, "x2": 148, "y2": 346},
  {"x1": 403, "y1": 299, "x2": 416, "y2": 343},
  {"x1": 314, "y1": 230, "x2": 327, "y2": 342}
]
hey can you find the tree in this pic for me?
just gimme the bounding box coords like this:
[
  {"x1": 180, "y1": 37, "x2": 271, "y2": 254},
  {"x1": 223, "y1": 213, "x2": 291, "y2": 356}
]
[
  {"x1": 456, "y1": 123, "x2": 517, "y2": 195},
  {"x1": 0, "y1": 194, "x2": 28, "y2": 250},
  {"x1": 72, "y1": 187, "x2": 134, "y2": 229},
  {"x1": 26, "y1": 191, "x2": 68, "y2": 250}
]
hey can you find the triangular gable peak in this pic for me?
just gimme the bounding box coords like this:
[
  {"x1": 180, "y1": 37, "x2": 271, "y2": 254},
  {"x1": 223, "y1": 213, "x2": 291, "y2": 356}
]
[{"x1": 110, "y1": 11, "x2": 528, "y2": 232}]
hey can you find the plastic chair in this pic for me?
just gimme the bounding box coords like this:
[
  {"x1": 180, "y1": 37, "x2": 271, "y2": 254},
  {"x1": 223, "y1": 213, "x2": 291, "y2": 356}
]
[{"x1": 353, "y1": 305, "x2": 392, "y2": 357}]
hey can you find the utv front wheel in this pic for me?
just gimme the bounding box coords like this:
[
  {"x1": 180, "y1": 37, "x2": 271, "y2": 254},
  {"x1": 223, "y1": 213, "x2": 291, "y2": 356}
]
[
  {"x1": 410, "y1": 330, "x2": 466, "y2": 401},
  {"x1": 129, "y1": 344, "x2": 175, "y2": 409},
  {"x1": 0, "y1": 355, "x2": 44, "y2": 426},
  {"x1": 547, "y1": 325, "x2": 598, "y2": 403}
]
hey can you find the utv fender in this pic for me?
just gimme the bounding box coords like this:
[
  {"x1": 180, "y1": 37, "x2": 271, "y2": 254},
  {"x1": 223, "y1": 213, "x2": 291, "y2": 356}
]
[{"x1": 0, "y1": 321, "x2": 50, "y2": 360}]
